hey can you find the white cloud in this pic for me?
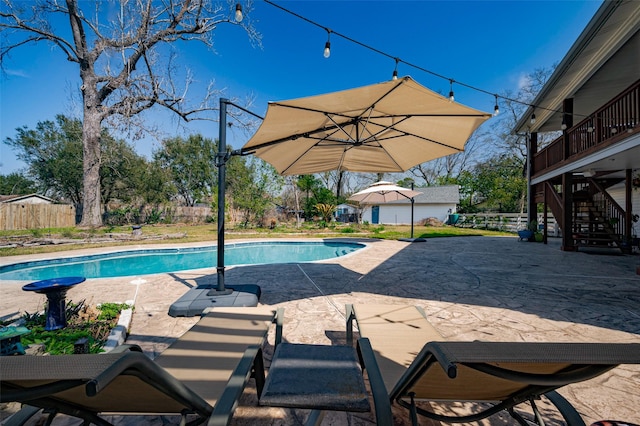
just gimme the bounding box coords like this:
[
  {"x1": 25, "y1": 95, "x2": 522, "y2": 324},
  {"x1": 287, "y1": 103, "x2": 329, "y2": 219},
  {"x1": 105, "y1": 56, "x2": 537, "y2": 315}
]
[
  {"x1": 4, "y1": 68, "x2": 29, "y2": 78},
  {"x1": 517, "y1": 73, "x2": 531, "y2": 90}
]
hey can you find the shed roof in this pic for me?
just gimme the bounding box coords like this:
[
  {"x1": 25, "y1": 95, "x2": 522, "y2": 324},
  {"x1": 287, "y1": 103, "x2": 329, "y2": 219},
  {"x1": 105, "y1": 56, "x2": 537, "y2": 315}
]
[
  {"x1": 374, "y1": 185, "x2": 460, "y2": 205},
  {"x1": 0, "y1": 194, "x2": 55, "y2": 204}
]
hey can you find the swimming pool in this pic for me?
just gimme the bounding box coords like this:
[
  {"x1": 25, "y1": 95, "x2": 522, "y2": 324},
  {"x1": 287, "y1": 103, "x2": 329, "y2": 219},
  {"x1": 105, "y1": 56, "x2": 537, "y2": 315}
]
[{"x1": 0, "y1": 241, "x2": 365, "y2": 281}]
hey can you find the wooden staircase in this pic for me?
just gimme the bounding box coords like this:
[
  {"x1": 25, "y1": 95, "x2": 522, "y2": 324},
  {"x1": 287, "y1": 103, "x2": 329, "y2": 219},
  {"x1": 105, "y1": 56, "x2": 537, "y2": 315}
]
[
  {"x1": 572, "y1": 190, "x2": 622, "y2": 250},
  {"x1": 542, "y1": 177, "x2": 626, "y2": 253}
]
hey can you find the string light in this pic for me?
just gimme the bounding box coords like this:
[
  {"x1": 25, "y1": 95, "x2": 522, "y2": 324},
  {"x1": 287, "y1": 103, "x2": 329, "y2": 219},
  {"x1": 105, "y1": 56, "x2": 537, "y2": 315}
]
[
  {"x1": 493, "y1": 95, "x2": 499, "y2": 116},
  {"x1": 561, "y1": 116, "x2": 567, "y2": 130},
  {"x1": 234, "y1": 3, "x2": 243, "y2": 22},
  {"x1": 530, "y1": 108, "x2": 536, "y2": 125},
  {"x1": 262, "y1": 0, "x2": 591, "y2": 124},
  {"x1": 448, "y1": 79, "x2": 455, "y2": 102},
  {"x1": 323, "y1": 29, "x2": 331, "y2": 58},
  {"x1": 392, "y1": 58, "x2": 399, "y2": 80}
]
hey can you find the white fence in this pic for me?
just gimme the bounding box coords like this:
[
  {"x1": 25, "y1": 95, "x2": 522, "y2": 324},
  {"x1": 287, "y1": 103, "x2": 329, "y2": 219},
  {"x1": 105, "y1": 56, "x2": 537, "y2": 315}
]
[{"x1": 456, "y1": 213, "x2": 561, "y2": 236}]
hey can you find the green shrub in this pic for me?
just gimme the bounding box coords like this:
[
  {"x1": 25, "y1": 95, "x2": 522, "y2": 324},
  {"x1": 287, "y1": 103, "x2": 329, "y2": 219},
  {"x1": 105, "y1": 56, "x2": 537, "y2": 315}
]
[
  {"x1": 96, "y1": 302, "x2": 132, "y2": 321},
  {"x1": 19, "y1": 300, "x2": 132, "y2": 355}
]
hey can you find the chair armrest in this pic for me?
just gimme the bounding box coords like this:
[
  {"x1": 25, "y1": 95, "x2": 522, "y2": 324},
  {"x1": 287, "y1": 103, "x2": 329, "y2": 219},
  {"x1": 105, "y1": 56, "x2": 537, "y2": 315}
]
[
  {"x1": 274, "y1": 307, "x2": 284, "y2": 347},
  {"x1": 208, "y1": 345, "x2": 263, "y2": 426},
  {"x1": 346, "y1": 304, "x2": 356, "y2": 346},
  {"x1": 357, "y1": 338, "x2": 393, "y2": 426}
]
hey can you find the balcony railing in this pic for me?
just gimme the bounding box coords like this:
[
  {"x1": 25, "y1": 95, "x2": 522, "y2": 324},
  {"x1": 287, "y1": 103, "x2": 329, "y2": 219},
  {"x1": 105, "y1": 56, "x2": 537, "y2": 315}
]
[{"x1": 533, "y1": 79, "x2": 640, "y2": 177}]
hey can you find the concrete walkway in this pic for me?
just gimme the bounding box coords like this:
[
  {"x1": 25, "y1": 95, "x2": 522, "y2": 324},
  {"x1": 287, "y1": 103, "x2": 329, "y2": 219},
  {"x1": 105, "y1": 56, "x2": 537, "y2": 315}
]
[{"x1": 1, "y1": 236, "x2": 639, "y2": 425}]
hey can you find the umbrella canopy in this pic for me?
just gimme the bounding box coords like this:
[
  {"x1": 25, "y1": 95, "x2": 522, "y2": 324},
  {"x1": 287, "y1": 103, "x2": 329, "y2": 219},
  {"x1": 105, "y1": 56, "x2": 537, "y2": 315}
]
[
  {"x1": 348, "y1": 181, "x2": 420, "y2": 204},
  {"x1": 241, "y1": 76, "x2": 491, "y2": 175}
]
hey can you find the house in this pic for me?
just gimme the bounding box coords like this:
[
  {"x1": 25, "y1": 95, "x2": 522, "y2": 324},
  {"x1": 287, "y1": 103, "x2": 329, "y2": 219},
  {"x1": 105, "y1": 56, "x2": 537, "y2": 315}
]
[
  {"x1": 0, "y1": 194, "x2": 55, "y2": 204},
  {"x1": 357, "y1": 185, "x2": 459, "y2": 225},
  {"x1": 514, "y1": 0, "x2": 639, "y2": 253}
]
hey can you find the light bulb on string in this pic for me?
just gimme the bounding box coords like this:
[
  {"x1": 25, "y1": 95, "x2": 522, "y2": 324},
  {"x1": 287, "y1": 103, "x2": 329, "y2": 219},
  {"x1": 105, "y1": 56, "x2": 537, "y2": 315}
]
[
  {"x1": 323, "y1": 29, "x2": 331, "y2": 58},
  {"x1": 530, "y1": 108, "x2": 536, "y2": 125},
  {"x1": 561, "y1": 116, "x2": 567, "y2": 130},
  {"x1": 234, "y1": 3, "x2": 243, "y2": 22},
  {"x1": 392, "y1": 58, "x2": 399, "y2": 80},
  {"x1": 448, "y1": 80, "x2": 455, "y2": 102},
  {"x1": 493, "y1": 95, "x2": 499, "y2": 116}
]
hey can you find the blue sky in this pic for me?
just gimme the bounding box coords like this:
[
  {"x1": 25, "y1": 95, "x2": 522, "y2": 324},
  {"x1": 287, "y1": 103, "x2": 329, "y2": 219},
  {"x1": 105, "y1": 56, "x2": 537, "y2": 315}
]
[{"x1": 0, "y1": 0, "x2": 602, "y2": 176}]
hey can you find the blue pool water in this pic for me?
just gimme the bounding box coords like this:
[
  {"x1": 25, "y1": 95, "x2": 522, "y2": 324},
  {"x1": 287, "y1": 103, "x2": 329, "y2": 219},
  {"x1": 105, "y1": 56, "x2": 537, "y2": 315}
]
[{"x1": 0, "y1": 241, "x2": 364, "y2": 281}]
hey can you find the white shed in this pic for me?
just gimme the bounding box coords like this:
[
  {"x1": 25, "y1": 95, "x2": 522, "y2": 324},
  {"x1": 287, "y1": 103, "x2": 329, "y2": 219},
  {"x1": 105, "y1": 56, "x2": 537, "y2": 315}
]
[{"x1": 358, "y1": 185, "x2": 459, "y2": 225}]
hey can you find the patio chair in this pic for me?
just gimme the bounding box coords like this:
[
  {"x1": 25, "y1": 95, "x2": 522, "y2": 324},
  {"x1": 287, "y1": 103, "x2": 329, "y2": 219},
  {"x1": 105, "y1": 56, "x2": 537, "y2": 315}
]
[
  {"x1": 1, "y1": 306, "x2": 284, "y2": 426},
  {"x1": 346, "y1": 304, "x2": 640, "y2": 426}
]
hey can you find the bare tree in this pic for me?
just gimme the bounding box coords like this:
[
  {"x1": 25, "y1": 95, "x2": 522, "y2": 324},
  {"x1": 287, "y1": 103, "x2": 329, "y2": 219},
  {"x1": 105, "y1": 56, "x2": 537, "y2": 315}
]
[
  {"x1": 1, "y1": 0, "x2": 259, "y2": 226},
  {"x1": 409, "y1": 129, "x2": 490, "y2": 185}
]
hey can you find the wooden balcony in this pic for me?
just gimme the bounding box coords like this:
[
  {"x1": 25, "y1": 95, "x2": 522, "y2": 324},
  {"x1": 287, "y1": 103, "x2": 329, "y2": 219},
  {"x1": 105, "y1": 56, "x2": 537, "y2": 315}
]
[{"x1": 532, "y1": 79, "x2": 640, "y2": 178}]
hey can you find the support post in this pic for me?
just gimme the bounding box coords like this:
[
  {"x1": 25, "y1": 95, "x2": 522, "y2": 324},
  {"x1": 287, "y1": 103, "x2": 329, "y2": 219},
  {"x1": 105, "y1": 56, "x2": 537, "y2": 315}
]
[
  {"x1": 527, "y1": 132, "x2": 537, "y2": 226},
  {"x1": 216, "y1": 98, "x2": 231, "y2": 293},
  {"x1": 561, "y1": 172, "x2": 576, "y2": 251}
]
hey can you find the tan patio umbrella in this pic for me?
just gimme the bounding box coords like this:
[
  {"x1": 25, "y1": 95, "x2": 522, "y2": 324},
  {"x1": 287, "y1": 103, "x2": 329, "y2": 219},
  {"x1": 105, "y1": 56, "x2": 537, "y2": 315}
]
[
  {"x1": 348, "y1": 181, "x2": 421, "y2": 204},
  {"x1": 348, "y1": 181, "x2": 424, "y2": 242},
  {"x1": 240, "y1": 76, "x2": 491, "y2": 175}
]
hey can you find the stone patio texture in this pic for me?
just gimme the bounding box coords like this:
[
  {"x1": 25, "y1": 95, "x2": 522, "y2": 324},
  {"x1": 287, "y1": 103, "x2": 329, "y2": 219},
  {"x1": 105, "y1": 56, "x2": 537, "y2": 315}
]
[{"x1": 1, "y1": 236, "x2": 639, "y2": 425}]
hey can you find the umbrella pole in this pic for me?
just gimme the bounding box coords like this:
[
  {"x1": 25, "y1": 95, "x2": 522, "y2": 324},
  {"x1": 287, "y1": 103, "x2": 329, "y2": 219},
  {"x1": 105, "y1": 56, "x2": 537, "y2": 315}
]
[
  {"x1": 410, "y1": 182, "x2": 415, "y2": 238},
  {"x1": 399, "y1": 183, "x2": 426, "y2": 243},
  {"x1": 167, "y1": 98, "x2": 261, "y2": 316},
  {"x1": 410, "y1": 197, "x2": 415, "y2": 238},
  {"x1": 215, "y1": 98, "x2": 231, "y2": 294}
]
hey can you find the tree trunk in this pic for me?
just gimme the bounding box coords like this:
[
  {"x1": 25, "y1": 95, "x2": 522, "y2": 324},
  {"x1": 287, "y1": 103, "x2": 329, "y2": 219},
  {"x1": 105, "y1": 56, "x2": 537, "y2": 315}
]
[{"x1": 79, "y1": 93, "x2": 103, "y2": 227}]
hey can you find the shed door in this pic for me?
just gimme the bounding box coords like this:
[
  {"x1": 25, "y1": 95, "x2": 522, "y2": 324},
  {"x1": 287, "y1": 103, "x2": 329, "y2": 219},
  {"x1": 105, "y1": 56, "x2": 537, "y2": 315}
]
[{"x1": 372, "y1": 206, "x2": 379, "y2": 224}]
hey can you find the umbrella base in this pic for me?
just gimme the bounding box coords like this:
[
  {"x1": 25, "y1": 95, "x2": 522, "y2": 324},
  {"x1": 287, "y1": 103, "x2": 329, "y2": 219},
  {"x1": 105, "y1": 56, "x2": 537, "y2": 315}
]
[
  {"x1": 168, "y1": 284, "x2": 261, "y2": 317},
  {"x1": 399, "y1": 237, "x2": 427, "y2": 243}
]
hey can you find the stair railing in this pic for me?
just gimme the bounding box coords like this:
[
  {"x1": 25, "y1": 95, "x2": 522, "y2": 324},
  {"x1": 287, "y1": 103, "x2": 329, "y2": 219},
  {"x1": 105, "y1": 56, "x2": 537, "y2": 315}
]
[{"x1": 588, "y1": 178, "x2": 625, "y2": 242}]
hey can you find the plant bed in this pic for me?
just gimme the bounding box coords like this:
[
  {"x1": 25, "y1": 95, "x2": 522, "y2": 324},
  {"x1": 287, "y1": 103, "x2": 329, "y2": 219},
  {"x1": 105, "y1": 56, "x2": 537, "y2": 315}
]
[{"x1": 2, "y1": 300, "x2": 132, "y2": 355}]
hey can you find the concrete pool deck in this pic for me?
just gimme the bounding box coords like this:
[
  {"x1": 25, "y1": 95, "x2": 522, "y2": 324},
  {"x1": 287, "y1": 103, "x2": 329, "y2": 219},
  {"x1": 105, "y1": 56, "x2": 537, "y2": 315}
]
[{"x1": 1, "y1": 236, "x2": 639, "y2": 425}]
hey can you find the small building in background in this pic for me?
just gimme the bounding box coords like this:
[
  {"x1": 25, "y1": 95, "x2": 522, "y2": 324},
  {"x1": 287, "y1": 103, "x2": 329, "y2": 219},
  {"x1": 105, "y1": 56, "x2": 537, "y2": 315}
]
[
  {"x1": 357, "y1": 185, "x2": 460, "y2": 225},
  {"x1": 0, "y1": 194, "x2": 55, "y2": 204},
  {"x1": 335, "y1": 204, "x2": 358, "y2": 223}
]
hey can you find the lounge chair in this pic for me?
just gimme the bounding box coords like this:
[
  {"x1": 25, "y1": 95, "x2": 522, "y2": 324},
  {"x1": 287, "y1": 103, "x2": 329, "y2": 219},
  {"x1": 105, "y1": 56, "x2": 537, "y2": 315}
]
[
  {"x1": 346, "y1": 304, "x2": 640, "y2": 426},
  {"x1": 1, "y1": 306, "x2": 283, "y2": 426}
]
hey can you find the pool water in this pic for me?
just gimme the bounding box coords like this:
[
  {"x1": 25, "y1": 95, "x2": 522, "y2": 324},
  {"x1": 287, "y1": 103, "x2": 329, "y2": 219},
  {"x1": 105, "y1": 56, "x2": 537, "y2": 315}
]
[{"x1": 0, "y1": 241, "x2": 364, "y2": 281}]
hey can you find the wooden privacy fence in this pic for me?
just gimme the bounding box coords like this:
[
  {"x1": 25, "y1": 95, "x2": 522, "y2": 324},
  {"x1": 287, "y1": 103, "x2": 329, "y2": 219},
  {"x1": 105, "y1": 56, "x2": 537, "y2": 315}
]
[{"x1": 0, "y1": 204, "x2": 76, "y2": 230}]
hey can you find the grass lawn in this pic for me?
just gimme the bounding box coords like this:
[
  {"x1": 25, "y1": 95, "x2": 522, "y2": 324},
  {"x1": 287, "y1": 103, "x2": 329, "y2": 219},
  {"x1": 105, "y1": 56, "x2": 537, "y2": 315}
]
[{"x1": 0, "y1": 222, "x2": 513, "y2": 257}]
